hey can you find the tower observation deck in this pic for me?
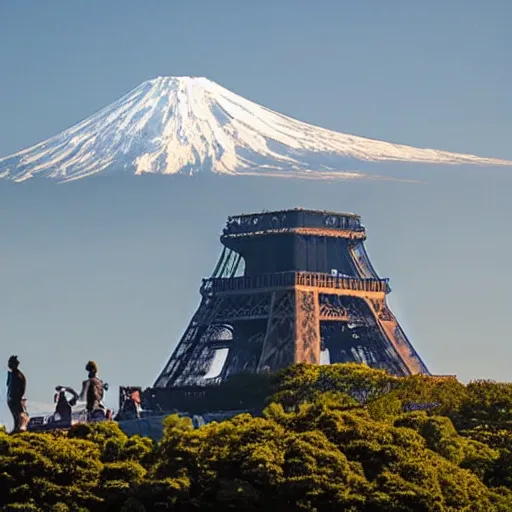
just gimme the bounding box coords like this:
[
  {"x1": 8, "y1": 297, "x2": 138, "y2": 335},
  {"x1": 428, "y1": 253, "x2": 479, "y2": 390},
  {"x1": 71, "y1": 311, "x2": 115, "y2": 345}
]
[{"x1": 154, "y1": 208, "x2": 429, "y2": 389}]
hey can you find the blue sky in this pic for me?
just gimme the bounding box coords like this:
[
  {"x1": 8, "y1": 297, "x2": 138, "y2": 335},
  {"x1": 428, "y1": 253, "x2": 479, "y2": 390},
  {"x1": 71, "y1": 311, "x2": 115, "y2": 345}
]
[
  {"x1": 1, "y1": 1, "x2": 510, "y2": 160},
  {"x1": 0, "y1": 1, "x2": 511, "y2": 427}
]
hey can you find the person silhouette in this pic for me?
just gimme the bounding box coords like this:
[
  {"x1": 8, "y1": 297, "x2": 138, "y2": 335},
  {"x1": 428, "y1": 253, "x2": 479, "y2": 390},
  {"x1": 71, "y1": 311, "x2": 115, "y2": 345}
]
[
  {"x1": 79, "y1": 361, "x2": 106, "y2": 420},
  {"x1": 52, "y1": 386, "x2": 79, "y2": 424},
  {"x1": 6, "y1": 355, "x2": 28, "y2": 433}
]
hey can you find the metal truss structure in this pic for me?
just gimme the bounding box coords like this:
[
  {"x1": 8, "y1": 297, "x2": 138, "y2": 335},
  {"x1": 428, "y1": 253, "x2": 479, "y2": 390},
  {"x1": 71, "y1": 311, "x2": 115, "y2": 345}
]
[{"x1": 154, "y1": 208, "x2": 430, "y2": 388}]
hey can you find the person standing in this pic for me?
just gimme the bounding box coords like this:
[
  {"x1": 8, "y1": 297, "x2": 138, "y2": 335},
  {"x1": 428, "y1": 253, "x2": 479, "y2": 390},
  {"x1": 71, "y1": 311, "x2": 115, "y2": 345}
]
[
  {"x1": 79, "y1": 360, "x2": 106, "y2": 420},
  {"x1": 6, "y1": 355, "x2": 28, "y2": 433}
]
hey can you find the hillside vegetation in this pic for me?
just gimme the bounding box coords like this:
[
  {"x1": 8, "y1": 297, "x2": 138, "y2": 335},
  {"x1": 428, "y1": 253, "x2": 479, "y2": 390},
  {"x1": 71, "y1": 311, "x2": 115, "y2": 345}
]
[{"x1": 3, "y1": 363, "x2": 512, "y2": 511}]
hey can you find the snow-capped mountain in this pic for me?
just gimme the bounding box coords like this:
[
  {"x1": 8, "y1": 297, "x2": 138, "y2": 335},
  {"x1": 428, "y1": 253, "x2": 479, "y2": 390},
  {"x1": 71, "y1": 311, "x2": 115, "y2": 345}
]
[{"x1": 1, "y1": 76, "x2": 510, "y2": 183}]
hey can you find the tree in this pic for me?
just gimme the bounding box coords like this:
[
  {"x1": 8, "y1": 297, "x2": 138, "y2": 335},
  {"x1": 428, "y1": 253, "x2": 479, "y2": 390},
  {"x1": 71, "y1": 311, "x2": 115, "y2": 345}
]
[
  {"x1": 2, "y1": 363, "x2": 512, "y2": 511},
  {"x1": 269, "y1": 362, "x2": 399, "y2": 411},
  {"x1": 0, "y1": 430, "x2": 102, "y2": 510}
]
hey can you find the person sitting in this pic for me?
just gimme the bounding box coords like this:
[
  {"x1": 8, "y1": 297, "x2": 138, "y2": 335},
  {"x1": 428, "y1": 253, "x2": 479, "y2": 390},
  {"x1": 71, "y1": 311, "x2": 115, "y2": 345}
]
[
  {"x1": 6, "y1": 355, "x2": 29, "y2": 433},
  {"x1": 116, "y1": 387, "x2": 142, "y2": 420},
  {"x1": 51, "y1": 386, "x2": 79, "y2": 424}
]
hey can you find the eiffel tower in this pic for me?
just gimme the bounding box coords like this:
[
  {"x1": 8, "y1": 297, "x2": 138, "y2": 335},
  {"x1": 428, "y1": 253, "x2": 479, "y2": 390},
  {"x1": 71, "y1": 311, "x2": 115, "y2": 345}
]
[{"x1": 154, "y1": 208, "x2": 429, "y2": 389}]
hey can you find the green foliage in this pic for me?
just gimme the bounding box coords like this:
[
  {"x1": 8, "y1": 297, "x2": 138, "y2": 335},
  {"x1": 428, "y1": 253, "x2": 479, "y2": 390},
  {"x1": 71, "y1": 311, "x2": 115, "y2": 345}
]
[
  {"x1": 0, "y1": 429, "x2": 102, "y2": 509},
  {"x1": 458, "y1": 380, "x2": 512, "y2": 426},
  {"x1": 395, "y1": 412, "x2": 499, "y2": 479},
  {"x1": 68, "y1": 421, "x2": 153, "y2": 465},
  {"x1": 2, "y1": 504, "x2": 39, "y2": 511},
  {"x1": 3, "y1": 363, "x2": 512, "y2": 511},
  {"x1": 394, "y1": 374, "x2": 468, "y2": 416},
  {"x1": 269, "y1": 362, "x2": 398, "y2": 410}
]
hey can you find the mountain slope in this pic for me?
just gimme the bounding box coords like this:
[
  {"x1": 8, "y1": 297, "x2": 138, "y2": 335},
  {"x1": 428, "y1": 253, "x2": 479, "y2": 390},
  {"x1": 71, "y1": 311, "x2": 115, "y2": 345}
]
[{"x1": 0, "y1": 76, "x2": 510, "y2": 183}]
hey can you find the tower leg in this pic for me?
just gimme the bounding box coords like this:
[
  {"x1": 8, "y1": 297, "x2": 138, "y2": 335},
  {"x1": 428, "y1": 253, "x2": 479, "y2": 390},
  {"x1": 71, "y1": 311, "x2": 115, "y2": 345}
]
[
  {"x1": 366, "y1": 298, "x2": 430, "y2": 375},
  {"x1": 294, "y1": 289, "x2": 321, "y2": 364},
  {"x1": 257, "y1": 290, "x2": 296, "y2": 372},
  {"x1": 154, "y1": 295, "x2": 221, "y2": 387}
]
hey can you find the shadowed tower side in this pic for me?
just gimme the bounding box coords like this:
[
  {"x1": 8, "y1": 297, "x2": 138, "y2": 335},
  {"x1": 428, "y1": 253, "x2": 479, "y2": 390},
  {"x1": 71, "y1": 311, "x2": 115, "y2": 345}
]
[{"x1": 154, "y1": 208, "x2": 429, "y2": 388}]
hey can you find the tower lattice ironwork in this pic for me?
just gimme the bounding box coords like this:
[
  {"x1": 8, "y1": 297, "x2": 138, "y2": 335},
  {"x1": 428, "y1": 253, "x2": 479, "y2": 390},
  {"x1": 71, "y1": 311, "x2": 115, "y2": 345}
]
[{"x1": 154, "y1": 208, "x2": 429, "y2": 388}]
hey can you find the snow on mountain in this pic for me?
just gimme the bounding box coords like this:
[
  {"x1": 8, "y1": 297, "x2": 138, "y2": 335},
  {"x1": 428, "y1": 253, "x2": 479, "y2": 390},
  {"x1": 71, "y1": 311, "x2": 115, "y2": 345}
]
[{"x1": 0, "y1": 76, "x2": 510, "y2": 183}]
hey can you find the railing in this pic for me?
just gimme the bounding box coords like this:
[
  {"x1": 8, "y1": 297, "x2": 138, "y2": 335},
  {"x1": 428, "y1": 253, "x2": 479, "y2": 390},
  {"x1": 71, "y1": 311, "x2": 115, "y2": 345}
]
[
  {"x1": 222, "y1": 211, "x2": 365, "y2": 238},
  {"x1": 295, "y1": 272, "x2": 388, "y2": 292},
  {"x1": 201, "y1": 271, "x2": 389, "y2": 295}
]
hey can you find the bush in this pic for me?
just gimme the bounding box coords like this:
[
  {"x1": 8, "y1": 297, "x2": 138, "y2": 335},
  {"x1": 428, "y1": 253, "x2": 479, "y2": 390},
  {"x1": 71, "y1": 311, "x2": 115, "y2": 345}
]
[{"x1": 2, "y1": 363, "x2": 512, "y2": 511}]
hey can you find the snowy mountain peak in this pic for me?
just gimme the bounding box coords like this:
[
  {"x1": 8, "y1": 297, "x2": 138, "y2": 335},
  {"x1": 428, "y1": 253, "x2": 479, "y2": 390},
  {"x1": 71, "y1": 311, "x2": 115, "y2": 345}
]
[
  {"x1": 140, "y1": 76, "x2": 216, "y2": 91},
  {"x1": 1, "y1": 77, "x2": 511, "y2": 183}
]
